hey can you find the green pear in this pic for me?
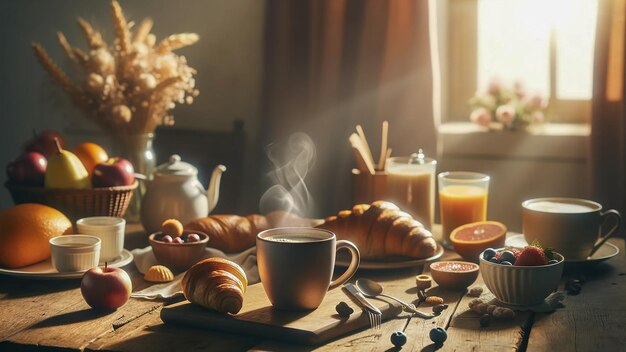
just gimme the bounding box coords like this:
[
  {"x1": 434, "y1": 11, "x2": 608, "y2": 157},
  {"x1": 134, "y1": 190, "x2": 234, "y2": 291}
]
[{"x1": 45, "y1": 138, "x2": 91, "y2": 189}]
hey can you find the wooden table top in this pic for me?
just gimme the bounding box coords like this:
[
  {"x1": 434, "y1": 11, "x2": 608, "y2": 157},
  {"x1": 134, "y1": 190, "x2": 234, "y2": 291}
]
[{"x1": 1, "y1": 223, "x2": 625, "y2": 351}]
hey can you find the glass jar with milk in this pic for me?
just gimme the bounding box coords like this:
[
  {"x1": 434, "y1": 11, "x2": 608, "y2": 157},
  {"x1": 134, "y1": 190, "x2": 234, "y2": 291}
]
[{"x1": 386, "y1": 151, "x2": 437, "y2": 229}]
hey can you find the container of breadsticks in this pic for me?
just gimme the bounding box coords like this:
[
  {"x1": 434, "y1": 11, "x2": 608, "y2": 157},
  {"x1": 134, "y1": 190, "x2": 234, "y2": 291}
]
[{"x1": 349, "y1": 122, "x2": 390, "y2": 206}]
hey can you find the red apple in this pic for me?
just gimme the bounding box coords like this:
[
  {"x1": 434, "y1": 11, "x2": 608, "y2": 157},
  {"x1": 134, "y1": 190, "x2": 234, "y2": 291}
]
[
  {"x1": 80, "y1": 263, "x2": 132, "y2": 310},
  {"x1": 6, "y1": 152, "x2": 47, "y2": 186},
  {"x1": 24, "y1": 129, "x2": 66, "y2": 158},
  {"x1": 92, "y1": 157, "x2": 135, "y2": 188}
]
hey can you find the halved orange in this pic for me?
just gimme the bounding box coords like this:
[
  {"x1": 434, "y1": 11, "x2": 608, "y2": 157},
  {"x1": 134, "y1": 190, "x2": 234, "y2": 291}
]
[{"x1": 450, "y1": 221, "x2": 507, "y2": 262}]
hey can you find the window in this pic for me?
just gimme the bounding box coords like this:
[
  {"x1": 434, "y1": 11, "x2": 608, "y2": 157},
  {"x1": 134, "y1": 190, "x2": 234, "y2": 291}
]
[{"x1": 443, "y1": 0, "x2": 598, "y2": 123}]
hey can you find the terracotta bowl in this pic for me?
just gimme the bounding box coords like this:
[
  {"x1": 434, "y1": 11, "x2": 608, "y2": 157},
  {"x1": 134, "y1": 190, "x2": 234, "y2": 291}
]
[
  {"x1": 148, "y1": 231, "x2": 209, "y2": 272},
  {"x1": 479, "y1": 249, "x2": 564, "y2": 306},
  {"x1": 430, "y1": 261, "x2": 480, "y2": 290}
]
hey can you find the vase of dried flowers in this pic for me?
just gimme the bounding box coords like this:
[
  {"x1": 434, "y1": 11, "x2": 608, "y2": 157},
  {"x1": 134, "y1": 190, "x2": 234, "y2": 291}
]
[{"x1": 32, "y1": 0, "x2": 199, "y2": 220}]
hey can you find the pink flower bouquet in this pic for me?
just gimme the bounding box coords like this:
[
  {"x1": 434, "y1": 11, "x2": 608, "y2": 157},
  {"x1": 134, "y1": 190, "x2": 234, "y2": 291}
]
[{"x1": 469, "y1": 78, "x2": 547, "y2": 130}]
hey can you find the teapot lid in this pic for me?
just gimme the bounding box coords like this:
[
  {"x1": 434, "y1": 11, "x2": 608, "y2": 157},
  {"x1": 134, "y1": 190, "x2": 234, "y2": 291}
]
[{"x1": 155, "y1": 154, "x2": 197, "y2": 176}]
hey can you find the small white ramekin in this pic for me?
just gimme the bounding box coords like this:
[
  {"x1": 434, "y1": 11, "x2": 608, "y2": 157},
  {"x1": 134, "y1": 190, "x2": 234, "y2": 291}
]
[{"x1": 50, "y1": 235, "x2": 101, "y2": 272}]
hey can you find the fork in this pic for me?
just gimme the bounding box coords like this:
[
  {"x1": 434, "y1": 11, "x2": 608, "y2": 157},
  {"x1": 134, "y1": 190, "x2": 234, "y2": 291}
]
[{"x1": 367, "y1": 310, "x2": 382, "y2": 330}]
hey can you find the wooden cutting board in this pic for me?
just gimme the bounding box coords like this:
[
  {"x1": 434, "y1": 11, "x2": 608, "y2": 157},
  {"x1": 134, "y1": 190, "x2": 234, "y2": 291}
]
[{"x1": 160, "y1": 282, "x2": 402, "y2": 345}]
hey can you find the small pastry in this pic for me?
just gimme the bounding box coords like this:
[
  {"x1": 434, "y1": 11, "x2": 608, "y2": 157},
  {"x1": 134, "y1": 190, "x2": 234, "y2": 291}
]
[
  {"x1": 181, "y1": 258, "x2": 247, "y2": 314},
  {"x1": 144, "y1": 265, "x2": 175, "y2": 283},
  {"x1": 162, "y1": 219, "x2": 184, "y2": 237}
]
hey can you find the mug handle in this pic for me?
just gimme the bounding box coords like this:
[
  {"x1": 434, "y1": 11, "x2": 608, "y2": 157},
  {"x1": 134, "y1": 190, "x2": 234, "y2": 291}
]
[
  {"x1": 590, "y1": 209, "x2": 621, "y2": 257},
  {"x1": 329, "y1": 240, "x2": 360, "y2": 290}
]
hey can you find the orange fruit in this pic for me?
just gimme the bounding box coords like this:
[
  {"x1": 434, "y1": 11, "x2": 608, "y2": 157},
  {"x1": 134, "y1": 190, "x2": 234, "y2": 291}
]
[
  {"x1": 450, "y1": 221, "x2": 507, "y2": 262},
  {"x1": 74, "y1": 142, "x2": 109, "y2": 176},
  {"x1": 0, "y1": 204, "x2": 73, "y2": 268}
]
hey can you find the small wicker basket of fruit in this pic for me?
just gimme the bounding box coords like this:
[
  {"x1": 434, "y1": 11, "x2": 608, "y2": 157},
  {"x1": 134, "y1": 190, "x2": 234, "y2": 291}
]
[{"x1": 5, "y1": 130, "x2": 137, "y2": 222}]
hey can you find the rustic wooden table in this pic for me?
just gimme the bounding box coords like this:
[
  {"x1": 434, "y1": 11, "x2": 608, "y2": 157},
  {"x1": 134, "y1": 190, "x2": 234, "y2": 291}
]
[{"x1": 1, "y1": 224, "x2": 624, "y2": 351}]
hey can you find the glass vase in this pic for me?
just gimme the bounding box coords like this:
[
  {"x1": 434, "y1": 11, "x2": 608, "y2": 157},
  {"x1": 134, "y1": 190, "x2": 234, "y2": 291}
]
[{"x1": 112, "y1": 133, "x2": 156, "y2": 223}]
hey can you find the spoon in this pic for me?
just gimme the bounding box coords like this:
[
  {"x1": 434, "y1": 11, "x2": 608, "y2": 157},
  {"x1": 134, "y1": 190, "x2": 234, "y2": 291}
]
[{"x1": 356, "y1": 279, "x2": 434, "y2": 319}]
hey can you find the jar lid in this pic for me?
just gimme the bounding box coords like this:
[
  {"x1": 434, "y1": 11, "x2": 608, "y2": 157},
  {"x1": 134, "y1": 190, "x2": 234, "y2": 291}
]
[
  {"x1": 155, "y1": 154, "x2": 197, "y2": 176},
  {"x1": 387, "y1": 149, "x2": 437, "y2": 166}
]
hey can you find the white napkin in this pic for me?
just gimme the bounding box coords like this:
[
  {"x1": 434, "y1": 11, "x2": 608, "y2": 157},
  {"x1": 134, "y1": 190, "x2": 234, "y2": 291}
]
[{"x1": 130, "y1": 246, "x2": 259, "y2": 300}]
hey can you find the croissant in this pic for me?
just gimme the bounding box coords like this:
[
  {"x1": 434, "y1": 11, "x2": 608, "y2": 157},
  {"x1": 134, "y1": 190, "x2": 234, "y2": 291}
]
[
  {"x1": 316, "y1": 201, "x2": 437, "y2": 259},
  {"x1": 185, "y1": 211, "x2": 322, "y2": 253},
  {"x1": 181, "y1": 258, "x2": 248, "y2": 314},
  {"x1": 185, "y1": 214, "x2": 269, "y2": 253}
]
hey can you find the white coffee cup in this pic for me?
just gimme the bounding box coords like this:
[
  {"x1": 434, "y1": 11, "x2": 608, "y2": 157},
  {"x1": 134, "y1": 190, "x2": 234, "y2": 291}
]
[
  {"x1": 76, "y1": 217, "x2": 126, "y2": 262},
  {"x1": 256, "y1": 227, "x2": 360, "y2": 311},
  {"x1": 522, "y1": 197, "x2": 621, "y2": 259}
]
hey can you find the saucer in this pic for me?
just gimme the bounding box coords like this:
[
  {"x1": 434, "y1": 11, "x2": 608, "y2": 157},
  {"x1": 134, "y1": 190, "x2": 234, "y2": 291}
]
[
  {"x1": 505, "y1": 235, "x2": 620, "y2": 264},
  {"x1": 0, "y1": 249, "x2": 134, "y2": 280},
  {"x1": 336, "y1": 245, "x2": 444, "y2": 269}
]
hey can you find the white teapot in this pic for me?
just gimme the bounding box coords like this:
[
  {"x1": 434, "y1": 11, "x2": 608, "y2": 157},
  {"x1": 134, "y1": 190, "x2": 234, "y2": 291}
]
[{"x1": 140, "y1": 154, "x2": 226, "y2": 233}]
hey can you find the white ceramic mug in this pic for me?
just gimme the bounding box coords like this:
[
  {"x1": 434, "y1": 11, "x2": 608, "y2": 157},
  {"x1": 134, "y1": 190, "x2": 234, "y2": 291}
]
[
  {"x1": 256, "y1": 227, "x2": 360, "y2": 311},
  {"x1": 522, "y1": 197, "x2": 621, "y2": 259},
  {"x1": 76, "y1": 217, "x2": 126, "y2": 262}
]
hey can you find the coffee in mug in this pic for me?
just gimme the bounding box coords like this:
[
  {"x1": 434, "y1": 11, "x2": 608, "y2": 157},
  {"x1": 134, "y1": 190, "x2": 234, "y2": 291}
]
[
  {"x1": 256, "y1": 227, "x2": 360, "y2": 311},
  {"x1": 522, "y1": 197, "x2": 621, "y2": 259}
]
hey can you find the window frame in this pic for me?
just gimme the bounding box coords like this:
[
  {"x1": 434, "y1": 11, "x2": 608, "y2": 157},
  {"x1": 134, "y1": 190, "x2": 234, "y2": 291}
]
[{"x1": 441, "y1": 0, "x2": 592, "y2": 124}]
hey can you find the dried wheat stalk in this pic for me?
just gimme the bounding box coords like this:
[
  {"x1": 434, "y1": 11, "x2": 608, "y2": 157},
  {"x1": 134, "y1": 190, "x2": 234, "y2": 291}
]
[
  {"x1": 56, "y1": 32, "x2": 76, "y2": 62},
  {"x1": 111, "y1": 0, "x2": 131, "y2": 54},
  {"x1": 155, "y1": 33, "x2": 199, "y2": 54},
  {"x1": 77, "y1": 17, "x2": 104, "y2": 49},
  {"x1": 32, "y1": 43, "x2": 89, "y2": 111},
  {"x1": 133, "y1": 18, "x2": 153, "y2": 44}
]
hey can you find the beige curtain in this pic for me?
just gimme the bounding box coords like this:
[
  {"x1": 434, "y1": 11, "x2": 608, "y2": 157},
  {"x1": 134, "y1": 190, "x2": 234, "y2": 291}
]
[
  {"x1": 591, "y1": 0, "x2": 626, "y2": 229},
  {"x1": 260, "y1": 0, "x2": 437, "y2": 216}
]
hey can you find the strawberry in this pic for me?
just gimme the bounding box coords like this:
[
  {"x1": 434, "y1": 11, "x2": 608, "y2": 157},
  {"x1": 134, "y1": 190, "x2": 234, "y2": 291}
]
[{"x1": 515, "y1": 241, "x2": 554, "y2": 266}]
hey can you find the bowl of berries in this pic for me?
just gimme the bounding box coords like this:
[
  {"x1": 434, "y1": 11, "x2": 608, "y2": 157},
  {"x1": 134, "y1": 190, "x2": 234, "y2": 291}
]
[
  {"x1": 479, "y1": 242, "x2": 564, "y2": 306},
  {"x1": 149, "y1": 219, "x2": 209, "y2": 272}
]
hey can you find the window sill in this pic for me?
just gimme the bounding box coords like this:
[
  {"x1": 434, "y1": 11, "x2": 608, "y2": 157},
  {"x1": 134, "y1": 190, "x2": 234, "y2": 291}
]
[{"x1": 438, "y1": 122, "x2": 590, "y2": 161}]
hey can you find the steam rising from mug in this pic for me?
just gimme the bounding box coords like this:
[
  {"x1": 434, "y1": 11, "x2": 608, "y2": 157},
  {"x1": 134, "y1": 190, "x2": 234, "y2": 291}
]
[{"x1": 259, "y1": 133, "x2": 317, "y2": 219}]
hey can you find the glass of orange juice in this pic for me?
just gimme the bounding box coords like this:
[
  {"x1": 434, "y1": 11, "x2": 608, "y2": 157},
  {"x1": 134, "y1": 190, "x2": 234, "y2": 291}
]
[{"x1": 438, "y1": 171, "x2": 490, "y2": 248}]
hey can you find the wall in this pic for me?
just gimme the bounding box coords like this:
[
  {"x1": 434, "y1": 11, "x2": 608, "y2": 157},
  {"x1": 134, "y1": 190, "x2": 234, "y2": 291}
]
[{"x1": 0, "y1": 0, "x2": 265, "y2": 210}]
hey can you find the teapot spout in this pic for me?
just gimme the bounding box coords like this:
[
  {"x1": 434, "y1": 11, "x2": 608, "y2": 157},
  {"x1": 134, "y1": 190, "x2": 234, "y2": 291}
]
[{"x1": 207, "y1": 165, "x2": 226, "y2": 214}]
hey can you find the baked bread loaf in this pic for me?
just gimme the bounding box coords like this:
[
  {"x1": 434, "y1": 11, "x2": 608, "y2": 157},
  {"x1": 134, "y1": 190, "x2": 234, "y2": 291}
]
[
  {"x1": 316, "y1": 201, "x2": 437, "y2": 259},
  {"x1": 186, "y1": 214, "x2": 269, "y2": 253},
  {"x1": 182, "y1": 258, "x2": 248, "y2": 314},
  {"x1": 185, "y1": 211, "x2": 322, "y2": 253}
]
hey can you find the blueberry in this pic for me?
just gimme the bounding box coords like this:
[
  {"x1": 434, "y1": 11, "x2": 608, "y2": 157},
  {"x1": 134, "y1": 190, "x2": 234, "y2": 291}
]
[
  {"x1": 489, "y1": 257, "x2": 500, "y2": 264},
  {"x1": 500, "y1": 250, "x2": 516, "y2": 264},
  {"x1": 432, "y1": 303, "x2": 449, "y2": 315},
  {"x1": 500, "y1": 261, "x2": 513, "y2": 266},
  {"x1": 483, "y1": 248, "x2": 497, "y2": 261},
  {"x1": 391, "y1": 331, "x2": 407, "y2": 347},
  {"x1": 429, "y1": 327, "x2": 447, "y2": 345},
  {"x1": 548, "y1": 259, "x2": 559, "y2": 265},
  {"x1": 335, "y1": 301, "x2": 353, "y2": 317}
]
